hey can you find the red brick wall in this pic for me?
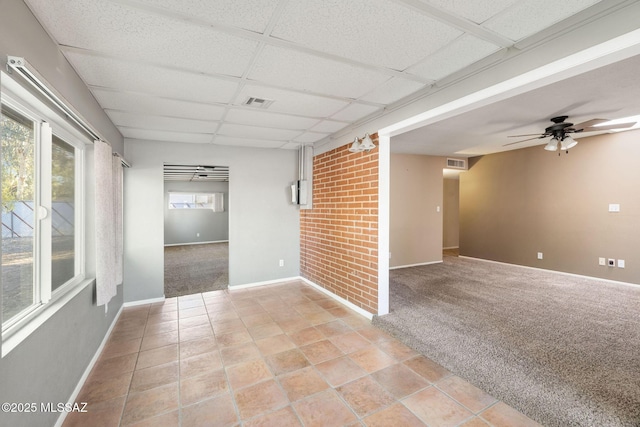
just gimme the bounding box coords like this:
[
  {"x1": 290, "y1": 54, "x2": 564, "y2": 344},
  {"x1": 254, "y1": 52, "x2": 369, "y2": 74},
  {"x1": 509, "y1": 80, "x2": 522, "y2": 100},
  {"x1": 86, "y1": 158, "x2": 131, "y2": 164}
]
[{"x1": 300, "y1": 135, "x2": 379, "y2": 314}]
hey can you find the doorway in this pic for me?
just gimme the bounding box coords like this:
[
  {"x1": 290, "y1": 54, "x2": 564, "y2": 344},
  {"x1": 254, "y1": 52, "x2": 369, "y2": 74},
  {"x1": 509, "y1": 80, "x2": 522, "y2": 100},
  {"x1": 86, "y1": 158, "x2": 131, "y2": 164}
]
[
  {"x1": 442, "y1": 170, "x2": 460, "y2": 258},
  {"x1": 163, "y1": 164, "x2": 229, "y2": 298}
]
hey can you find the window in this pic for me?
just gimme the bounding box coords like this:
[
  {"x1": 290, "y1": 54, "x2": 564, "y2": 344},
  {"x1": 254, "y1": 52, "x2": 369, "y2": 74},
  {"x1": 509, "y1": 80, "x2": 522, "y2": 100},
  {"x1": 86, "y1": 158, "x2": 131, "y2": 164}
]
[
  {"x1": 2, "y1": 73, "x2": 86, "y2": 353},
  {"x1": 51, "y1": 135, "x2": 76, "y2": 290},
  {"x1": 168, "y1": 192, "x2": 224, "y2": 212},
  {"x1": 1, "y1": 106, "x2": 36, "y2": 322}
]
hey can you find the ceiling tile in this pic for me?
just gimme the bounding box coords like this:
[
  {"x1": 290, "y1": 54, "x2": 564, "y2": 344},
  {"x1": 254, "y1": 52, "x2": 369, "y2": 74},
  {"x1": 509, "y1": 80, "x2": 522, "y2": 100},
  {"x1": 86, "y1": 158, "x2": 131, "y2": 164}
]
[
  {"x1": 213, "y1": 136, "x2": 285, "y2": 148},
  {"x1": 217, "y1": 123, "x2": 302, "y2": 141},
  {"x1": 65, "y1": 51, "x2": 238, "y2": 104},
  {"x1": 407, "y1": 35, "x2": 501, "y2": 81},
  {"x1": 225, "y1": 109, "x2": 320, "y2": 130},
  {"x1": 121, "y1": 128, "x2": 213, "y2": 144},
  {"x1": 249, "y1": 45, "x2": 390, "y2": 99},
  {"x1": 330, "y1": 103, "x2": 381, "y2": 122},
  {"x1": 235, "y1": 85, "x2": 348, "y2": 117},
  {"x1": 130, "y1": 0, "x2": 281, "y2": 32},
  {"x1": 93, "y1": 89, "x2": 225, "y2": 121},
  {"x1": 107, "y1": 111, "x2": 219, "y2": 133},
  {"x1": 293, "y1": 132, "x2": 330, "y2": 143},
  {"x1": 309, "y1": 120, "x2": 349, "y2": 133},
  {"x1": 270, "y1": 0, "x2": 462, "y2": 70},
  {"x1": 26, "y1": 0, "x2": 258, "y2": 76},
  {"x1": 358, "y1": 77, "x2": 427, "y2": 104},
  {"x1": 426, "y1": 0, "x2": 519, "y2": 24},
  {"x1": 483, "y1": 0, "x2": 602, "y2": 41}
]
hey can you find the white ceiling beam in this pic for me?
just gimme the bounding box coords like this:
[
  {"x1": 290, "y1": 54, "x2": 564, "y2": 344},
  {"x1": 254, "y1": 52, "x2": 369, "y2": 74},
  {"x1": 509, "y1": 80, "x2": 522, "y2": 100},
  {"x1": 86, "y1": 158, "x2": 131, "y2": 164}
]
[{"x1": 389, "y1": 0, "x2": 515, "y2": 48}]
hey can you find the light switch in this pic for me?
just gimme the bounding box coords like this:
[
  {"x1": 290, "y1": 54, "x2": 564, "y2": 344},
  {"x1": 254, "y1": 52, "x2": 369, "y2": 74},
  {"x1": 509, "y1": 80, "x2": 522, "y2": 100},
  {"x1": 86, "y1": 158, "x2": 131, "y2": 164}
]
[{"x1": 608, "y1": 203, "x2": 620, "y2": 212}]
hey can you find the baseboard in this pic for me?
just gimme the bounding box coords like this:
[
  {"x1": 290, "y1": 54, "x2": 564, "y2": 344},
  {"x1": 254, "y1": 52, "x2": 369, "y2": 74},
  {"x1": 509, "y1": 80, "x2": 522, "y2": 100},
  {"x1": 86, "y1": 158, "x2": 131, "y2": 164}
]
[
  {"x1": 228, "y1": 276, "x2": 301, "y2": 290},
  {"x1": 227, "y1": 276, "x2": 374, "y2": 320},
  {"x1": 443, "y1": 246, "x2": 459, "y2": 250},
  {"x1": 164, "y1": 240, "x2": 228, "y2": 247},
  {"x1": 298, "y1": 277, "x2": 374, "y2": 320},
  {"x1": 459, "y1": 256, "x2": 640, "y2": 288},
  {"x1": 390, "y1": 260, "x2": 442, "y2": 270},
  {"x1": 54, "y1": 304, "x2": 123, "y2": 427},
  {"x1": 123, "y1": 296, "x2": 166, "y2": 307}
]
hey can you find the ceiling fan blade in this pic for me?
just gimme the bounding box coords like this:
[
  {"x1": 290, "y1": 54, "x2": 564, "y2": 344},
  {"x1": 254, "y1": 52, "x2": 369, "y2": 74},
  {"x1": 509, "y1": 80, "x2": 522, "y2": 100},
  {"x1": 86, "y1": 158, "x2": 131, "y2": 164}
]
[
  {"x1": 578, "y1": 121, "x2": 637, "y2": 132},
  {"x1": 507, "y1": 133, "x2": 545, "y2": 138},
  {"x1": 503, "y1": 136, "x2": 545, "y2": 146},
  {"x1": 571, "y1": 118, "x2": 608, "y2": 130}
]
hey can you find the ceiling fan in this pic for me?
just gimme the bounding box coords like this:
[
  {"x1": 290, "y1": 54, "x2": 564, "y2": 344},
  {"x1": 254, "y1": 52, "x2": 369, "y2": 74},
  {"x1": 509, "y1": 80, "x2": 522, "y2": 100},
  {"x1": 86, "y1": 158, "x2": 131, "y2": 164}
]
[{"x1": 505, "y1": 116, "x2": 637, "y2": 152}]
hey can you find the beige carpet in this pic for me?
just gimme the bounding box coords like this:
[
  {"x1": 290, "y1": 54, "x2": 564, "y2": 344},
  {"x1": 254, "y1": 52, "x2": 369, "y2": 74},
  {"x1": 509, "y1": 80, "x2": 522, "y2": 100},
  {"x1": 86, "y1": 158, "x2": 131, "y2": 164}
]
[
  {"x1": 374, "y1": 255, "x2": 640, "y2": 427},
  {"x1": 164, "y1": 242, "x2": 228, "y2": 298}
]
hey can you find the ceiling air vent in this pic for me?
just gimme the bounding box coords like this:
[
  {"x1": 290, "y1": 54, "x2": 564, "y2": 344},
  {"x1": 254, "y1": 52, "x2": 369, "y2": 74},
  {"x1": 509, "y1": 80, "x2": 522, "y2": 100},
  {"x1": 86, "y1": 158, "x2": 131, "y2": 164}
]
[
  {"x1": 446, "y1": 158, "x2": 467, "y2": 170},
  {"x1": 243, "y1": 97, "x2": 275, "y2": 109}
]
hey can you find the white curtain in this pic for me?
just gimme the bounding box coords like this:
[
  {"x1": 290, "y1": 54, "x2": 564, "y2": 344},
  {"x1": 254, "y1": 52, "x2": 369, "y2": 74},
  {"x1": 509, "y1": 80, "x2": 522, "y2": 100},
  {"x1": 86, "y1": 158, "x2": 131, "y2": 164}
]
[
  {"x1": 95, "y1": 140, "x2": 116, "y2": 306},
  {"x1": 113, "y1": 155, "x2": 124, "y2": 286}
]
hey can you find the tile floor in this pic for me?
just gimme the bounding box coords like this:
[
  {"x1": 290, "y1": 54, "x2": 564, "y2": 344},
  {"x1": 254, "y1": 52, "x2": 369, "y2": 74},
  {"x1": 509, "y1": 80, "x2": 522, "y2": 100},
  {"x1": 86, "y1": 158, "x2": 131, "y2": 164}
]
[{"x1": 63, "y1": 280, "x2": 541, "y2": 427}]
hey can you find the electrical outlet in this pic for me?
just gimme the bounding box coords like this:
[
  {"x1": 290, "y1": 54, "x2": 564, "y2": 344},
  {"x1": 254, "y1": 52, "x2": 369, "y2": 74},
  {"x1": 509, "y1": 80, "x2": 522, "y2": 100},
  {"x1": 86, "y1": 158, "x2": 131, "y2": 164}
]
[
  {"x1": 537, "y1": 252, "x2": 543, "y2": 260},
  {"x1": 196, "y1": 233, "x2": 200, "y2": 237},
  {"x1": 608, "y1": 259, "x2": 615, "y2": 267},
  {"x1": 279, "y1": 259, "x2": 284, "y2": 267},
  {"x1": 618, "y1": 259, "x2": 625, "y2": 268},
  {"x1": 599, "y1": 257, "x2": 606, "y2": 266}
]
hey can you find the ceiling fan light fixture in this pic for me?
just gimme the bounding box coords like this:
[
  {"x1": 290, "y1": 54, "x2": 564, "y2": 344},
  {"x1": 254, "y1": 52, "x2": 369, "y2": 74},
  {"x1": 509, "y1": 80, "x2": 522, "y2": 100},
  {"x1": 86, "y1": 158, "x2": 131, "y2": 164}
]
[
  {"x1": 544, "y1": 137, "x2": 559, "y2": 151},
  {"x1": 560, "y1": 135, "x2": 578, "y2": 150}
]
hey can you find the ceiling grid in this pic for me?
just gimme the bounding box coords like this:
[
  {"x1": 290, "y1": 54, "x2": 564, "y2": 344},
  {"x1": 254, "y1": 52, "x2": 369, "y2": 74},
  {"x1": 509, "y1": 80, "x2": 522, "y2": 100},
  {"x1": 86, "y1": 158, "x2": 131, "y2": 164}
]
[{"x1": 23, "y1": 0, "x2": 636, "y2": 153}]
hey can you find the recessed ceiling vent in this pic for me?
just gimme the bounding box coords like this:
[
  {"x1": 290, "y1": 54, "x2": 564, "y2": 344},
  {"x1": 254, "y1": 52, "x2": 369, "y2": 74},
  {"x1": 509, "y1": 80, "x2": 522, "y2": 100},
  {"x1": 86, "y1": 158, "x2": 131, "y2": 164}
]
[
  {"x1": 446, "y1": 158, "x2": 467, "y2": 170},
  {"x1": 243, "y1": 96, "x2": 275, "y2": 109}
]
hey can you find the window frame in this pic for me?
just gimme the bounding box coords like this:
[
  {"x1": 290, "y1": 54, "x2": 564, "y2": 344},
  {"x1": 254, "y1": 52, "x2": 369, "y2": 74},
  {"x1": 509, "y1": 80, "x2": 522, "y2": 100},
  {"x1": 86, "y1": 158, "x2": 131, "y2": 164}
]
[
  {"x1": 168, "y1": 191, "x2": 224, "y2": 212},
  {"x1": 1, "y1": 71, "x2": 89, "y2": 356}
]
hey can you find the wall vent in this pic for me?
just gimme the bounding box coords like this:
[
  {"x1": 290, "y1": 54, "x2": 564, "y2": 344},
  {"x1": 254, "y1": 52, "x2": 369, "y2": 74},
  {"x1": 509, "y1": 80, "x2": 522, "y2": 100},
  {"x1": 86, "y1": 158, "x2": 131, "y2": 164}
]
[
  {"x1": 243, "y1": 97, "x2": 275, "y2": 109},
  {"x1": 446, "y1": 158, "x2": 467, "y2": 169}
]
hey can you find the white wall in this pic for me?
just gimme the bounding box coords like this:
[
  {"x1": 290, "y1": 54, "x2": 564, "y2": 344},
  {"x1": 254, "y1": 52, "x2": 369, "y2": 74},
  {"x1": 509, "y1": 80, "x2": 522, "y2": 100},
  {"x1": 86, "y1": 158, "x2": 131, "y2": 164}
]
[{"x1": 124, "y1": 140, "x2": 300, "y2": 302}]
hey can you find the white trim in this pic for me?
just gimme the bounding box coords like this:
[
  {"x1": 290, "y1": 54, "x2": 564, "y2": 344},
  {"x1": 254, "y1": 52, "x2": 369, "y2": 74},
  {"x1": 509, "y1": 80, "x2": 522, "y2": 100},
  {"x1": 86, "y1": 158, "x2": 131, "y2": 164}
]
[
  {"x1": 2, "y1": 279, "x2": 94, "y2": 357},
  {"x1": 459, "y1": 256, "x2": 640, "y2": 289},
  {"x1": 54, "y1": 304, "x2": 123, "y2": 427},
  {"x1": 164, "y1": 240, "x2": 228, "y2": 247},
  {"x1": 377, "y1": 134, "x2": 390, "y2": 316},
  {"x1": 123, "y1": 296, "x2": 166, "y2": 307},
  {"x1": 228, "y1": 276, "x2": 301, "y2": 290},
  {"x1": 390, "y1": 260, "x2": 443, "y2": 270},
  {"x1": 443, "y1": 246, "x2": 459, "y2": 250},
  {"x1": 298, "y1": 277, "x2": 374, "y2": 321},
  {"x1": 1, "y1": 71, "x2": 93, "y2": 145}
]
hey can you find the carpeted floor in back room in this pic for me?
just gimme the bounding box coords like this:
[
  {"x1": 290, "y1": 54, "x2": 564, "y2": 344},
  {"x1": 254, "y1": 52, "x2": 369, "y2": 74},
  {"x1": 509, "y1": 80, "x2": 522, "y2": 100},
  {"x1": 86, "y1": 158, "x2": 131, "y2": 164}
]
[{"x1": 164, "y1": 242, "x2": 228, "y2": 298}]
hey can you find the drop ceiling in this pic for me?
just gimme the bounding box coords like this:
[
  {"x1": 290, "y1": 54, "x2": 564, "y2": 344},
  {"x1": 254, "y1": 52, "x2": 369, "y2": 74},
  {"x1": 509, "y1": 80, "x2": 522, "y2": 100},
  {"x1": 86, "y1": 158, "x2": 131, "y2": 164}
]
[
  {"x1": 392, "y1": 53, "x2": 640, "y2": 156},
  {"x1": 22, "y1": 0, "x2": 637, "y2": 153}
]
